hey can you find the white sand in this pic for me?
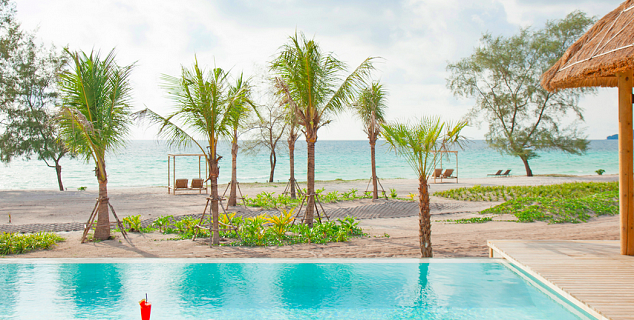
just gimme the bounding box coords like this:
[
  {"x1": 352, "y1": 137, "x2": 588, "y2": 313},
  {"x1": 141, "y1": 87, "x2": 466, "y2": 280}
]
[{"x1": 0, "y1": 174, "x2": 619, "y2": 258}]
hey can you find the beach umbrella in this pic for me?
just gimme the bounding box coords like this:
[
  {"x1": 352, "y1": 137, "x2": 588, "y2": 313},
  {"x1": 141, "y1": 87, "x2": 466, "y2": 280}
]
[{"x1": 541, "y1": 0, "x2": 634, "y2": 255}]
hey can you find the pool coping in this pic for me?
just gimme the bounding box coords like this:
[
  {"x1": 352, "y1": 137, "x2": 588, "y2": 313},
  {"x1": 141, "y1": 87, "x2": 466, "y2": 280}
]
[
  {"x1": 488, "y1": 240, "x2": 610, "y2": 320},
  {"x1": 0, "y1": 257, "x2": 504, "y2": 264}
]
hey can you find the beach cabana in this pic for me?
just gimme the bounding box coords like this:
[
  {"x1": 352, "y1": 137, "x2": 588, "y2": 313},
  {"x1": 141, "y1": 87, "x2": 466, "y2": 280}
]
[
  {"x1": 541, "y1": 0, "x2": 634, "y2": 255},
  {"x1": 167, "y1": 154, "x2": 208, "y2": 195}
]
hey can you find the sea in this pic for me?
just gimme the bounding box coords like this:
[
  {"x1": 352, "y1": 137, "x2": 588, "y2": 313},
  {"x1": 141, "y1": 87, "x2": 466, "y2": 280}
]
[{"x1": 0, "y1": 140, "x2": 618, "y2": 190}]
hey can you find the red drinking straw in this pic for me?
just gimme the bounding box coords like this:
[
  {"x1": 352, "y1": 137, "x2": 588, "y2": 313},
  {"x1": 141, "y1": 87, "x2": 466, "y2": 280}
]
[{"x1": 139, "y1": 293, "x2": 152, "y2": 320}]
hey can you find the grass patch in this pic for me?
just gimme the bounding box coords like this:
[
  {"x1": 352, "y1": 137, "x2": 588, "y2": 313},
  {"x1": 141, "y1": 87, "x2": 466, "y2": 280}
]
[
  {"x1": 443, "y1": 217, "x2": 493, "y2": 224},
  {"x1": 434, "y1": 182, "x2": 619, "y2": 223},
  {"x1": 0, "y1": 232, "x2": 65, "y2": 255},
  {"x1": 243, "y1": 188, "x2": 386, "y2": 209}
]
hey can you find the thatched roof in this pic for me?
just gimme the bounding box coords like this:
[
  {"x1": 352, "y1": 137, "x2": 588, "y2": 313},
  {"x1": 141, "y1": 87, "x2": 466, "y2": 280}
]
[{"x1": 542, "y1": 0, "x2": 634, "y2": 92}]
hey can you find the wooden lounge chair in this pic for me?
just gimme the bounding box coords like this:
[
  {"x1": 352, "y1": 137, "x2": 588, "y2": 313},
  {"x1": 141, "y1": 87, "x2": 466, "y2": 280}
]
[
  {"x1": 431, "y1": 168, "x2": 443, "y2": 183},
  {"x1": 487, "y1": 170, "x2": 502, "y2": 176},
  {"x1": 175, "y1": 179, "x2": 189, "y2": 190},
  {"x1": 501, "y1": 169, "x2": 511, "y2": 177},
  {"x1": 191, "y1": 178, "x2": 205, "y2": 194},
  {"x1": 442, "y1": 169, "x2": 456, "y2": 179}
]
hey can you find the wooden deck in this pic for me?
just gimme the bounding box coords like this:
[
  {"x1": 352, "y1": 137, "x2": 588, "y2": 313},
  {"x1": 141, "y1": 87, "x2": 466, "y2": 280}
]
[{"x1": 488, "y1": 240, "x2": 634, "y2": 320}]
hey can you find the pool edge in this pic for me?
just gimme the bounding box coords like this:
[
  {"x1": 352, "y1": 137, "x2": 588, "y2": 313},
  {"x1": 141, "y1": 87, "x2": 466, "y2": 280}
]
[{"x1": 488, "y1": 241, "x2": 608, "y2": 320}]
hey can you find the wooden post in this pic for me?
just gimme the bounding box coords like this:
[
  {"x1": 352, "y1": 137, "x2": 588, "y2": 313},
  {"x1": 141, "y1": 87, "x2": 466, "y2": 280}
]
[
  {"x1": 618, "y1": 71, "x2": 634, "y2": 255},
  {"x1": 167, "y1": 155, "x2": 170, "y2": 194}
]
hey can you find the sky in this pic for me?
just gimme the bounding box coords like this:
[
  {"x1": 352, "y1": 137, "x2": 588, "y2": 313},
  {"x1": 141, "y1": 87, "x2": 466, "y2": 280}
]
[{"x1": 16, "y1": 0, "x2": 624, "y2": 141}]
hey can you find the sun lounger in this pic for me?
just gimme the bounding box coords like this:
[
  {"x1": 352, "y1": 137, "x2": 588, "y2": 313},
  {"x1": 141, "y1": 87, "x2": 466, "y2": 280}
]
[
  {"x1": 191, "y1": 178, "x2": 205, "y2": 194},
  {"x1": 442, "y1": 169, "x2": 456, "y2": 179},
  {"x1": 175, "y1": 179, "x2": 189, "y2": 190},
  {"x1": 431, "y1": 168, "x2": 443, "y2": 183},
  {"x1": 487, "y1": 170, "x2": 503, "y2": 176},
  {"x1": 501, "y1": 169, "x2": 511, "y2": 177}
]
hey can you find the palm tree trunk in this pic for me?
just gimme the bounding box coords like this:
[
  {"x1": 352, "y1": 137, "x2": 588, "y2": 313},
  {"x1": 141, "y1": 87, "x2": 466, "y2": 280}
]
[
  {"x1": 418, "y1": 175, "x2": 432, "y2": 257},
  {"x1": 288, "y1": 131, "x2": 297, "y2": 199},
  {"x1": 54, "y1": 158, "x2": 64, "y2": 192},
  {"x1": 228, "y1": 134, "x2": 238, "y2": 206},
  {"x1": 305, "y1": 130, "x2": 316, "y2": 227},
  {"x1": 370, "y1": 139, "x2": 378, "y2": 200},
  {"x1": 94, "y1": 161, "x2": 110, "y2": 240},
  {"x1": 209, "y1": 158, "x2": 220, "y2": 245},
  {"x1": 521, "y1": 156, "x2": 533, "y2": 177},
  {"x1": 269, "y1": 149, "x2": 276, "y2": 183}
]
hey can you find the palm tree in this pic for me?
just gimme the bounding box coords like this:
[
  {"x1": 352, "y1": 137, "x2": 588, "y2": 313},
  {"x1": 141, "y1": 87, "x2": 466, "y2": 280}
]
[
  {"x1": 58, "y1": 49, "x2": 134, "y2": 240},
  {"x1": 134, "y1": 58, "x2": 249, "y2": 245},
  {"x1": 271, "y1": 32, "x2": 375, "y2": 226},
  {"x1": 382, "y1": 117, "x2": 467, "y2": 257},
  {"x1": 227, "y1": 74, "x2": 257, "y2": 206},
  {"x1": 352, "y1": 81, "x2": 388, "y2": 200}
]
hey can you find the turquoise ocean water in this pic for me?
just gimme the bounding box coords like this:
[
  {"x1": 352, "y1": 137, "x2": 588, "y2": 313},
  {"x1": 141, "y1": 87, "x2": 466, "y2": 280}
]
[
  {"x1": 0, "y1": 140, "x2": 618, "y2": 190},
  {"x1": 0, "y1": 261, "x2": 593, "y2": 319}
]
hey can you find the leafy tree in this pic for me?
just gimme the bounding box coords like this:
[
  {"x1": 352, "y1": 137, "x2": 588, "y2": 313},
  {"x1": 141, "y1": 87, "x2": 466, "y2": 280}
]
[
  {"x1": 446, "y1": 11, "x2": 595, "y2": 176},
  {"x1": 382, "y1": 117, "x2": 467, "y2": 257},
  {"x1": 352, "y1": 81, "x2": 387, "y2": 199},
  {"x1": 134, "y1": 59, "x2": 251, "y2": 245},
  {"x1": 226, "y1": 74, "x2": 257, "y2": 206},
  {"x1": 271, "y1": 32, "x2": 375, "y2": 226},
  {"x1": 242, "y1": 102, "x2": 287, "y2": 183},
  {"x1": 58, "y1": 49, "x2": 134, "y2": 240},
  {"x1": 0, "y1": 0, "x2": 70, "y2": 190}
]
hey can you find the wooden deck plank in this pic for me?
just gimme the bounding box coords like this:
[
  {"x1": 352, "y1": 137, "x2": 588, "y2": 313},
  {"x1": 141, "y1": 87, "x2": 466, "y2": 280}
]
[{"x1": 488, "y1": 240, "x2": 634, "y2": 320}]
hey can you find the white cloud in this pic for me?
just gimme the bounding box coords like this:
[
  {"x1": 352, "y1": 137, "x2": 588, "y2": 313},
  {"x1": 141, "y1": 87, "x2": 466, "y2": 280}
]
[{"x1": 15, "y1": 0, "x2": 625, "y2": 141}]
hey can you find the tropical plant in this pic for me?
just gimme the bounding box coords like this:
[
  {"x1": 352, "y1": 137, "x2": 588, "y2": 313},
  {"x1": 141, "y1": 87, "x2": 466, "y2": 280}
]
[
  {"x1": 263, "y1": 208, "x2": 295, "y2": 238},
  {"x1": 596, "y1": 169, "x2": 605, "y2": 176},
  {"x1": 122, "y1": 215, "x2": 142, "y2": 232},
  {"x1": 382, "y1": 117, "x2": 467, "y2": 257},
  {"x1": 446, "y1": 11, "x2": 595, "y2": 176},
  {"x1": 151, "y1": 215, "x2": 173, "y2": 233},
  {"x1": 227, "y1": 74, "x2": 257, "y2": 206},
  {"x1": 0, "y1": 232, "x2": 64, "y2": 255},
  {"x1": 58, "y1": 49, "x2": 134, "y2": 240},
  {"x1": 134, "y1": 58, "x2": 252, "y2": 245},
  {"x1": 271, "y1": 31, "x2": 375, "y2": 226},
  {"x1": 352, "y1": 81, "x2": 388, "y2": 199},
  {"x1": 285, "y1": 100, "x2": 302, "y2": 198}
]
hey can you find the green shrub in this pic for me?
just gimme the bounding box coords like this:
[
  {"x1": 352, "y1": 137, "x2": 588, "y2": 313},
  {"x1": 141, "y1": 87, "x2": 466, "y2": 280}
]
[
  {"x1": 0, "y1": 232, "x2": 64, "y2": 255},
  {"x1": 151, "y1": 215, "x2": 173, "y2": 233},
  {"x1": 122, "y1": 215, "x2": 142, "y2": 232},
  {"x1": 596, "y1": 169, "x2": 605, "y2": 175},
  {"x1": 444, "y1": 217, "x2": 493, "y2": 224}
]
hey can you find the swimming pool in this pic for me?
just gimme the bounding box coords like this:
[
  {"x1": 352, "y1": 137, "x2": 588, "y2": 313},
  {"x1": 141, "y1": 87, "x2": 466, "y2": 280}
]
[{"x1": 0, "y1": 258, "x2": 594, "y2": 319}]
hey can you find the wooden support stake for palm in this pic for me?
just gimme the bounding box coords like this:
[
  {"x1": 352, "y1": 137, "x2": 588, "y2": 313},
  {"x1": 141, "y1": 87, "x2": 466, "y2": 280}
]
[
  {"x1": 291, "y1": 193, "x2": 329, "y2": 225},
  {"x1": 283, "y1": 178, "x2": 303, "y2": 197},
  {"x1": 81, "y1": 198, "x2": 129, "y2": 243}
]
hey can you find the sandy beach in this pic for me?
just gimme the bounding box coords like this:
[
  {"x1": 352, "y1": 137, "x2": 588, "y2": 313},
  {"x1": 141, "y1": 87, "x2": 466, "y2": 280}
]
[{"x1": 0, "y1": 174, "x2": 619, "y2": 258}]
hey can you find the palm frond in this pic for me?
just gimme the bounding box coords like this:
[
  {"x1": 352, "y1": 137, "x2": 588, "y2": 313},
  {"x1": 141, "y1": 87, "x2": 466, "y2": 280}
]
[
  {"x1": 382, "y1": 117, "x2": 465, "y2": 180},
  {"x1": 324, "y1": 57, "x2": 376, "y2": 123},
  {"x1": 58, "y1": 48, "x2": 134, "y2": 169},
  {"x1": 132, "y1": 108, "x2": 204, "y2": 153}
]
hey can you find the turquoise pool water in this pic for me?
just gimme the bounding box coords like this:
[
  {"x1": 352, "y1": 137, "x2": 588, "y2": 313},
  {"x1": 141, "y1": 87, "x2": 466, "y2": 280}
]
[{"x1": 0, "y1": 259, "x2": 593, "y2": 319}]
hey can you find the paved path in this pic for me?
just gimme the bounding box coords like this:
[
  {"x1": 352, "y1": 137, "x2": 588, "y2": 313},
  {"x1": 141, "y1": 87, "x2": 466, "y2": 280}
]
[{"x1": 0, "y1": 200, "x2": 490, "y2": 233}]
